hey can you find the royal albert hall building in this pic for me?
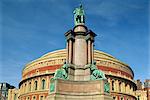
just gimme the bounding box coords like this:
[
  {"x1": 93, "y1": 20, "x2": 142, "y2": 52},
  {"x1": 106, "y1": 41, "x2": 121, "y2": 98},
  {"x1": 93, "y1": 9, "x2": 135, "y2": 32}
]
[
  {"x1": 7, "y1": 4, "x2": 139, "y2": 100},
  {"x1": 9, "y1": 48, "x2": 136, "y2": 100}
]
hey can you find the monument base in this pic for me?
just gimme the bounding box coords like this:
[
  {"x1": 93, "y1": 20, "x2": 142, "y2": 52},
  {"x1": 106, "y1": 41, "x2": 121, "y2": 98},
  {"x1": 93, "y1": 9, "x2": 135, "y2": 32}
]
[{"x1": 47, "y1": 79, "x2": 113, "y2": 100}]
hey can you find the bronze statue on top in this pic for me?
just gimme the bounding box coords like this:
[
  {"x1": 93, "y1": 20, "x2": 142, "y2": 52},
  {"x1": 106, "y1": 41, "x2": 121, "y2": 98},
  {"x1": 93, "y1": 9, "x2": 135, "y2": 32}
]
[{"x1": 73, "y1": 4, "x2": 85, "y2": 26}]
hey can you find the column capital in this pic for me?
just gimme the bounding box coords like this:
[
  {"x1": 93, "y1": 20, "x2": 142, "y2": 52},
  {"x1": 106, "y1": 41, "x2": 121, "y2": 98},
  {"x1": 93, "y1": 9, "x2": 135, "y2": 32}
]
[
  {"x1": 65, "y1": 30, "x2": 75, "y2": 41},
  {"x1": 85, "y1": 30, "x2": 97, "y2": 41}
]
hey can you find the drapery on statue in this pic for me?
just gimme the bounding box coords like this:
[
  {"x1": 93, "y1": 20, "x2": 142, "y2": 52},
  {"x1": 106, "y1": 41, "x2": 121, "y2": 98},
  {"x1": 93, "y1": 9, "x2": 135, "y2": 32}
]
[{"x1": 73, "y1": 4, "x2": 85, "y2": 26}]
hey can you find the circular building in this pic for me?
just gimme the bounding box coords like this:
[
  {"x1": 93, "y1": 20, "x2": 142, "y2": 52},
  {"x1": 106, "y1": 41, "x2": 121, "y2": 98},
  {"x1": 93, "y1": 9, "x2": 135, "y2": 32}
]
[{"x1": 18, "y1": 49, "x2": 137, "y2": 100}]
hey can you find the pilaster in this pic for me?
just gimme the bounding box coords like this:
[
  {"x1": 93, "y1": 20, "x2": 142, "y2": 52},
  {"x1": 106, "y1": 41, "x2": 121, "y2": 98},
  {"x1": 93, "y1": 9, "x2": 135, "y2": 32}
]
[
  {"x1": 46, "y1": 76, "x2": 49, "y2": 89},
  {"x1": 38, "y1": 77, "x2": 40, "y2": 90},
  {"x1": 115, "y1": 80, "x2": 119, "y2": 92}
]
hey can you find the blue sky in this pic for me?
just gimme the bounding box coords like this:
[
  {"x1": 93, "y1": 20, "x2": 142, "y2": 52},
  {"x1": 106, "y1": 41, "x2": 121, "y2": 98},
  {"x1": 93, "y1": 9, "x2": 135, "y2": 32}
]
[{"x1": 0, "y1": 0, "x2": 149, "y2": 87}]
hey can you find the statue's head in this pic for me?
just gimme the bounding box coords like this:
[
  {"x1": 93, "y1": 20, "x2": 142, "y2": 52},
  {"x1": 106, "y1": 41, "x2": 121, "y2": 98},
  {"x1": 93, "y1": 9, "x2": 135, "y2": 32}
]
[{"x1": 79, "y1": 4, "x2": 83, "y2": 9}]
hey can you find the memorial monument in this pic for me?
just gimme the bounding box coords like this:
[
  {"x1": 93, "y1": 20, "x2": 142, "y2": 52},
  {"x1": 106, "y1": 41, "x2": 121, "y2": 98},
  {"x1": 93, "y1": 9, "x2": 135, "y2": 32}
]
[{"x1": 47, "y1": 4, "x2": 113, "y2": 100}]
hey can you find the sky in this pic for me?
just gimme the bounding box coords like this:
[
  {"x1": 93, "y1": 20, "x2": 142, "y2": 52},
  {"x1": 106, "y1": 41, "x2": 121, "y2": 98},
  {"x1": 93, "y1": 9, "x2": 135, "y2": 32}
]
[{"x1": 0, "y1": 0, "x2": 149, "y2": 87}]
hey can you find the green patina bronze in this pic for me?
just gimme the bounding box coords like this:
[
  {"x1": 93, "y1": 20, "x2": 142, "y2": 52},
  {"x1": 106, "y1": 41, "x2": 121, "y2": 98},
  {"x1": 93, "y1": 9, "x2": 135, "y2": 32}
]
[
  {"x1": 90, "y1": 61, "x2": 107, "y2": 80},
  {"x1": 90, "y1": 61, "x2": 110, "y2": 93},
  {"x1": 73, "y1": 4, "x2": 85, "y2": 26},
  {"x1": 50, "y1": 78, "x2": 55, "y2": 92},
  {"x1": 50, "y1": 62, "x2": 68, "y2": 92},
  {"x1": 104, "y1": 82, "x2": 110, "y2": 93},
  {"x1": 53, "y1": 62, "x2": 68, "y2": 80}
]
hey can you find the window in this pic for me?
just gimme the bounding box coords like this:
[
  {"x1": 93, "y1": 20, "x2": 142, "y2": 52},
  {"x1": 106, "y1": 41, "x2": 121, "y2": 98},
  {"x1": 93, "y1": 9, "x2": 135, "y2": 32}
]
[
  {"x1": 130, "y1": 85, "x2": 132, "y2": 91},
  {"x1": 25, "y1": 84, "x2": 26, "y2": 92},
  {"x1": 40, "y1": 96, "x2": 43, "y2": 100},
  {"x1": 33, "y1": 96, "x2": 36, "y2": 100},
  {"x1": 119, "y1": 82, "x2": 121, "y2": 92},
  {"x1": 29, "y1": 82, "x2": 31, "y2": 91},
  {"x1": 121, "y1": 97, "x2": 123, "y2": 100},
  {"x1": 113, "y1": 96, "x2": 116, "y2": 100},
  {"x1": 125, "y1": 84, "x2": 127, "y2": 92},
  {"x1": 34, "y1": 81, "x2": 38, "y2": 90},
  {"x1": 112, "y1": 81, "x2": 114, "y2": 91},
  {"x1": 42, "y1": 79, "x2": 46, "y2": 90},
  {"x1": 137, "y1": 96, "x2": 140, "y2": 100}
]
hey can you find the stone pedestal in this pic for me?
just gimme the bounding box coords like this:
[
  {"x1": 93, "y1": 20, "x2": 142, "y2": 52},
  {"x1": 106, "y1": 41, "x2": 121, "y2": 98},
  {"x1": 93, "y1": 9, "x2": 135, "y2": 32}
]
[
  {"x1": 65, "y1": 25, "x2": 96, "y2": 81},
  {"x1": 47, "y1": 79, "x2": 113, "y2": 100},
  {"x1": 67, "y1": 64, "x2": 91, "y2": 81}
]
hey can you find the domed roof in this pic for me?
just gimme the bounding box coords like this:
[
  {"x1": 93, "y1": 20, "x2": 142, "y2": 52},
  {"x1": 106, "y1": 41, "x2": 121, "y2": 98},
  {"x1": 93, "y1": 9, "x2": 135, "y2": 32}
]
[
  {"x1": 24, "y1": 49, "x2": 129, "y2": 71},
  {"x1": 22, "y1": 49, "x2": 134, "y2": 82}
]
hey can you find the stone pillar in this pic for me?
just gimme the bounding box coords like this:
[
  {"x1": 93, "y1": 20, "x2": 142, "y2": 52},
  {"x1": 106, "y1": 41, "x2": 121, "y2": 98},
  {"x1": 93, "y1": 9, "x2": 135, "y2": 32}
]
[
  {"x1": 66, "y1": 42, "x2": 69, "y2": 63},
  {"x1": 86, "y1": 30, "x2": 96, "y2": 64},
  {"x1": 23, "y1": 83, "x2": 25, "y2": 93},
  {"x1": 46, "y1": 76, "x2": 49, "y2": 89},
  {"x1": 38, "y1": 77, "x2": 41, "y2": 90},
  {"x1": 74, "y1": 36, "x2": 87, "y2": 66},
  {"x1": 68, "y1": 40, "x2": 73, "y2": 64},
  {"x1": 8, "y1": 89, "x2": 12, "y2": 100},
  {"x1": 130, "y1": 87, "x2": 133, "y2": 95},
  {"x1": 87, "y1": 40, "x2": 91, "y2": 64},
  {"x1": 31, "y1": 79, "x2": 34, "y2": 92},
  {"x1": 22, "y1": 85, "x2": 23, "y2": 94},
  {"x1": 91, "y1": 42, "x2": 94, "y2": 63},
  {"x1": 12, "y1": 90, "x2": 14, "y2": 100},
  {"x1": 26, "y1": 81, "x2": 29, "y2": 92},
  {"x1": 20, "y1": 86, "x2": 22, "y2": 95},
  {"x1": 73, "y1": 25, "x2": 88, "y2": 66},
  {"x1": 127, "y1": 84, "x2": 130, "y2": 94},
  {"x1": 65, "y1": 30, "x2": 74, "y2": 64},
  {"x1": 115, "y1": 80, "x2": 119, "y2": 92}
]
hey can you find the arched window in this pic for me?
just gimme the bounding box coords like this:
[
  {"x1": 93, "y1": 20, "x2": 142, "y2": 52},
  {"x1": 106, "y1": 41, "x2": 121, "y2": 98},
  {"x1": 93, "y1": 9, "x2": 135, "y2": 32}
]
[
  {"x1": 119, "y1": 82, "x2": 121, "y2": 92},
  {"x1": 130, "y1": 85, "x2": 132, "y2": 90},
  {"x1": 34, "y1": 81, "x2": 38, "y2": 90},
  {"x1": 121, "y1": 97, "x2": 124, "y2": 100},
  {"x1": 113, "y1": 96, "x2": 116, "y2": 100},
  {"x1": 112, "y1": 81, "x2": 114, "y2": 91},
  {"x1": 137, "y1": 96, "x2": 140, "y2": 100},
  {"x1": 125, "y1": 84, "x2": 127, "y2": 92},
  {"x1": 33, "y1": 96, "x2": 36, "y2": 100},
  {"x1": 40, "y1": 96, "x2": 43, "y2": 100},
  {"x1": 29, "y1": 82, "x2": 31, "y2": 91},
  {"x1": 42, "y1": 79, "x2": 46, "y2": 90},
  {"x1": 24, "y1": 84, "x2": 26, "y2": 93}
]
